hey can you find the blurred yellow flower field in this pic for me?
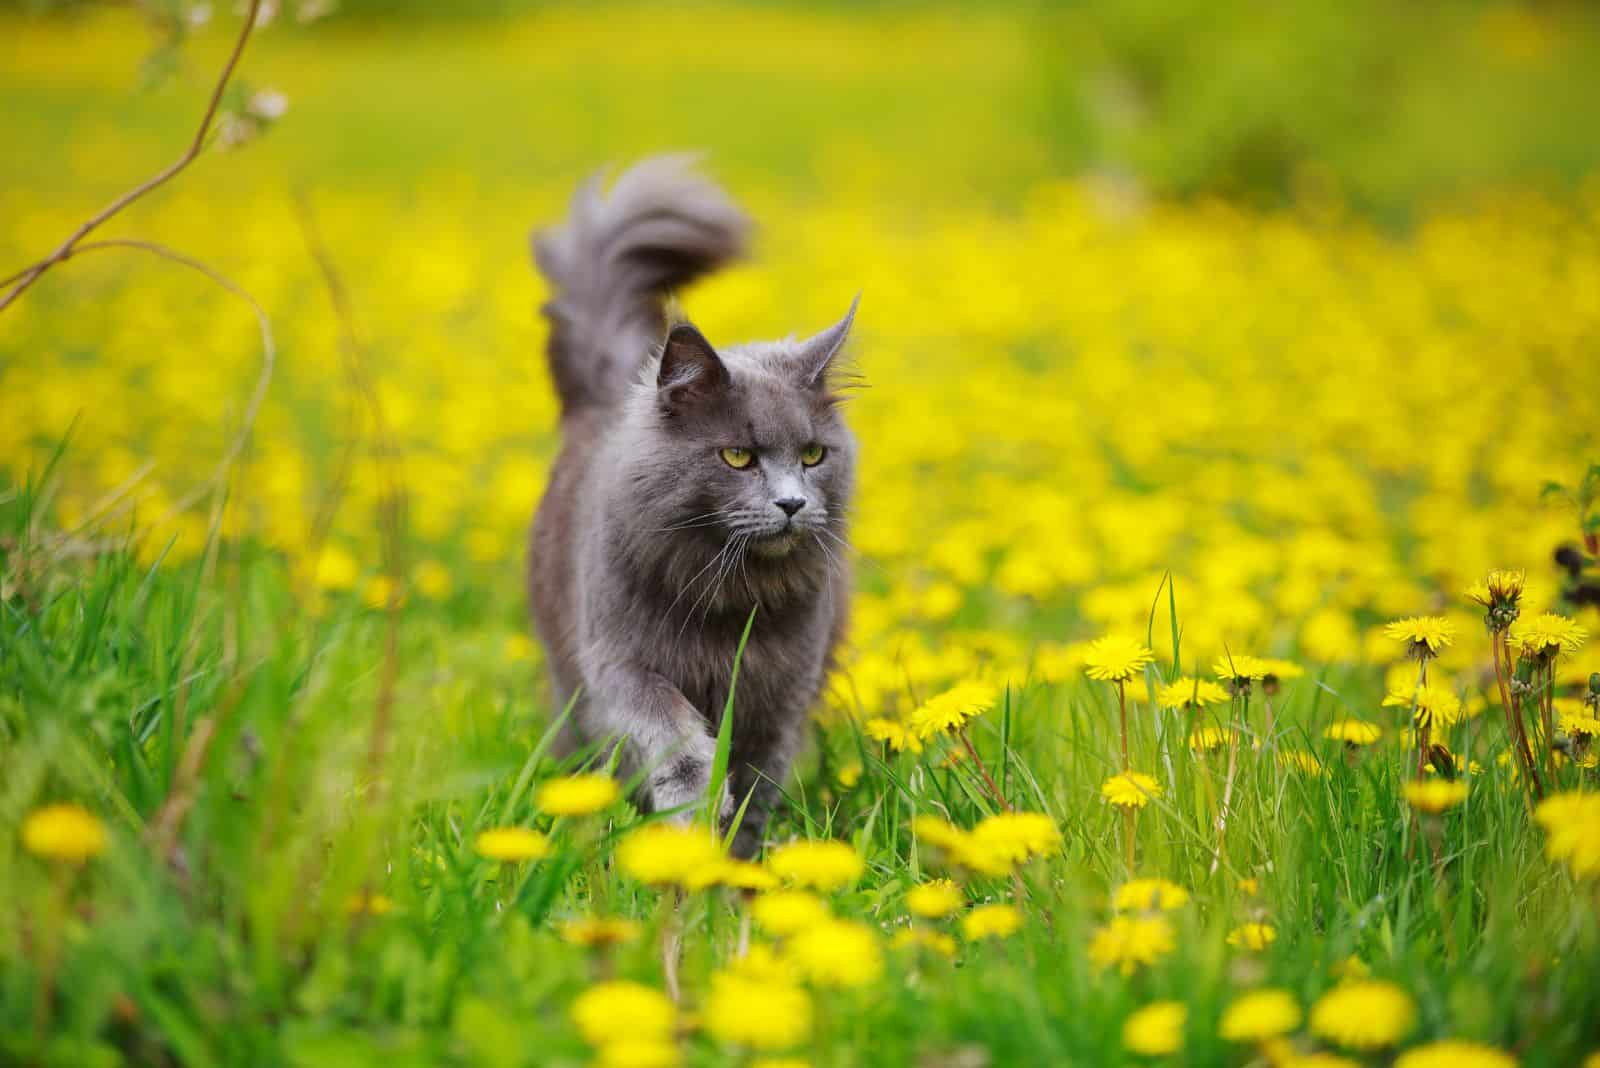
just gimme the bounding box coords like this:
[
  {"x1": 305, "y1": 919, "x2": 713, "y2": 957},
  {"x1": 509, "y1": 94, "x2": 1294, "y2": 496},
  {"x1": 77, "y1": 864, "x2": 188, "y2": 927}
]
[{"x1": 3, "y1": 3, "x2": 1600, "y2": 1066}]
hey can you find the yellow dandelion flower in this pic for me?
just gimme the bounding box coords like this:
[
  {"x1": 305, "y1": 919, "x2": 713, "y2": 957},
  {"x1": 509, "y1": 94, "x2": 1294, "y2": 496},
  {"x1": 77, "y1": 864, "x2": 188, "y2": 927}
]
[
  {"x1": 1157, "y1": 676, "x2": 1232, "y2": 709},
  {"x1": 502, "y1": 633, "x2": 537, "y2": 664},
  {"x1": 906, "y1": 879, "x2": 964, "y2": 919},
  {"x1": 571, "y1": 981, "x2": 675, "y2": 1045},
  {"x1": 1508, "y1": 612, "x2": 1588, "y2": 660},
  {"x1": 702, "y1": 972, "x2": 812, "y2": 1050},
  {"x1": 1324, "y1": 719, "x2": 1382, "y2": 746},
  {"x1": 967, "y1": 811, "x2": 1061, "y2": 864},
  {"x1": 474, "y1": 827, "x2": 550, "y2": 863},
  {"x1": 1394, "y1": 1040, "x2": 1517, "y2": 1068},
  {"x1": 1277, "y1": 749, "x2": 1324, "y2": 775},
  {"x1": 412, "y1": 558, "x2": 453, "y2": 600},
  {"x1": 836, "y1": 762, "x2": 863, "y2": 788},
  {"x1": 1260, "y1": 658, "x2": 1303, "y2": 682},
  {"x1": 890, "y1": 928, "x2": 957, "y2": 958},
  {"x1": 1332, "y1": 954, "x2": 1370, "y2": 981},
  {"x1": 1102, "y1": 770, "x2": 1163, "y2": 809},
  {"x1": 1189, "y1": 725, "x2": 1235, "y2": 752},
  {"x1": 560, "y1": 917, "x2": 641, "y2": 948},
  {"x1": 1213, "y1": 654, "x2": 1271, "y2": 685},
  {"x1": 864, "y1": 716, "x2": 923, "y2": 754},
  {"x1": 727, "y1": 943, "x2": 792, "y2": 984},
  {"x1": 768, "y1": 839, "x2": 864, "y2": 892},
  {"x1": 1237, "y1": 877, "x2": 1260, "y2": 896},
  {"x1": 961, "y1": 903, "x2": 1023, "y2": 940},
  {"x1": 912, "y1": 815, "x2": 969, "y2": 852},
  {"x1": 715, "y1": 859, "x2": 780, "y2": 893},
  {"x1": 536, "y1": 773, "x2": 621, "y2": 816},
  {"x1": 1087, "y1": 914, "x2": 1176, "y2": 975},
  {"x1": 345, "y1": 892, "x2": 394, "y2": 916},
  {"x1": 751, "y1": 890, "x2": 830, "y2": 936},
  {"x1": 783, "y1": 918, "x2": 884, "y2": 988},
  {"x1": 21, "y1": 803, "x2": 107, "y2": 863},
  {"x1": 1404, "y1": 778, "x2": 1469, "y2": 813},
  {"x1": 1219, "y1": 988, "x2": 1302, "y2": 1042},
  {"x1": 616, "y1": 824, "x2": 724, "y2": 887},
  {"x1": 1383, "y1": 683, "x2": 1465, "y2": 730},
  {"x1": 1309, "y1": 980, "x2": 1416, "y2": 1049},
  {"x1": 1122, "y1": 1001, "x2": 1186, "y2": 1057},
  {"x1": 596, "y1": 1039, "x2": 681, "y2": 1068},
  {"x1": 361, "y1": 575, "x2": 404, "y2": 611},
  {"x1": 1533, "y1": 790, "x2": 1597, "y2": 831},
  {"x1": 312, "y1": 544, "x2": 360, "y2": 592},
  {"x1": 1536, "y1": 791, "x2": 1600, "y2": 878},
  {"x1": 1226, "y1": 922, "x2": 1278, "y2": 950},
  {"x1": 1559, "y1": 709, "x2": 1600, "y2": 738},
  {"x1": 949, "y1": 837, "x2": 1016, "y2": 877},
  {"x1": 1384, "y1": 616, "x2": 1457, "y2": 658},
  {"x1": 1084, "y1": 636, "x2": 1156, "y2": 683},
  {"x1": 1114, "y1": 878, "x2": 1190, "y2": 912},
  {"x1": 909, "y1": 679, "x2": 1000, "y2": 739}
]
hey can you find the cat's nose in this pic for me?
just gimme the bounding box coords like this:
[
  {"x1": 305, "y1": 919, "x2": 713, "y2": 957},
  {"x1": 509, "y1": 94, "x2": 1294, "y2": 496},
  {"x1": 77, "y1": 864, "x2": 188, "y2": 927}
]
[{"x1": 774, "y1": 497, "x2": 806, "y2": 517}]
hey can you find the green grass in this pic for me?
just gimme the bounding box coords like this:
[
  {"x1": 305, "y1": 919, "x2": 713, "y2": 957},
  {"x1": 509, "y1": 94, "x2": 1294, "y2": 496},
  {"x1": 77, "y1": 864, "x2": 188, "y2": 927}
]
[{"x1": 3, "y1": 469, "x2": 1598, "y2": 1066}]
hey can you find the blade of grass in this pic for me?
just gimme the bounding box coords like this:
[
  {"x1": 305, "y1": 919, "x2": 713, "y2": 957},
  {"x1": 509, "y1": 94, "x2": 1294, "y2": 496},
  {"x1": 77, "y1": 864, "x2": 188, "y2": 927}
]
[{"x1": 706, "y1": 604, "x2": 757, "y2": 830}]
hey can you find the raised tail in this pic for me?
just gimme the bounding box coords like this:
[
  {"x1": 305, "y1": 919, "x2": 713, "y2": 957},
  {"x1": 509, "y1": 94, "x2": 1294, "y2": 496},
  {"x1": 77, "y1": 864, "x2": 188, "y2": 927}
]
[{"x1": 531, "y1": 155, "x2": 751, "y2": 413}]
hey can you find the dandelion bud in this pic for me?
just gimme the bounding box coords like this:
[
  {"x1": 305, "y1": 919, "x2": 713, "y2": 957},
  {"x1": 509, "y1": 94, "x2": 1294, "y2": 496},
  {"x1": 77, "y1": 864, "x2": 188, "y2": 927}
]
[{"x1": 1466, "y1": 570, "x2": 1524, "y2": 633}]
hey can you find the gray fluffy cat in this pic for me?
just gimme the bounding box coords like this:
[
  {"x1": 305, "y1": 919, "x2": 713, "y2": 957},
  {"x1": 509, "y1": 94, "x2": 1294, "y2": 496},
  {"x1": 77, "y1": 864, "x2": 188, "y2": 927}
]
[{"x1": 527, "y1": 156, "x2": 857, "y2": 858}]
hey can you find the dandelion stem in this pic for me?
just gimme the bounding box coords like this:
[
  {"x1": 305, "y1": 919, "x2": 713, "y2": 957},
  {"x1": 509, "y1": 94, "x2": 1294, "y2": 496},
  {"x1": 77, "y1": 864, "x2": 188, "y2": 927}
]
[
  {"x1": 1117, "y1": 679, "x2": 1130, "y2": 770},
  {"x1": 1406, "y1": 660, "x2": 1429, "y2": 862},
  {"x1": 33, "y1": 865, "x2": 68, "y2": 1045},
  {"x1": 1492, "y1": 631, "x2": 1543, "y2": 800},
  {"x1": 1211, "y1": 690, "x2": 1245, "y2": 874},
  {"x1": 1122, "y1": 808, "x2": 1135, "y2": 873},
  {"x1": 1542, "y1": 664, "x2": 1557, "y2": 787},
  {"x1": 660, "y1": 889, "x2": 685, "y2": 1004},
  {"x1": 959, "y1": 728, "x2": 1012, "y2": 812}
]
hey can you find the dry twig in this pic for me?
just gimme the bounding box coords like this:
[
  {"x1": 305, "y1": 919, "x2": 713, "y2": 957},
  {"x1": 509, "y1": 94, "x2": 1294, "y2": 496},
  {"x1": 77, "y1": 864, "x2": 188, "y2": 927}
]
[{"x1": 0, "y1": 0, "x2": 263, "y2": 313}]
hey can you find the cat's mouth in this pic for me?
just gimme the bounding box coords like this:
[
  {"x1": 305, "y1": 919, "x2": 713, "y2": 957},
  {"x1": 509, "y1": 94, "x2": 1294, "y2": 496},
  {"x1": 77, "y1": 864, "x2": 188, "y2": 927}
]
[{"x1": 749, "y1": 528, "x2": 801, "y2": 558}]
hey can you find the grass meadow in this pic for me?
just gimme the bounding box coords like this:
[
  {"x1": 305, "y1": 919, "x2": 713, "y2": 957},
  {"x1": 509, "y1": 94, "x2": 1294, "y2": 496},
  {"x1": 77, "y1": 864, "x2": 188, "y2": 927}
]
[{"x1": 3, "y1": 3, "x2": 1600, "y2": 1066}]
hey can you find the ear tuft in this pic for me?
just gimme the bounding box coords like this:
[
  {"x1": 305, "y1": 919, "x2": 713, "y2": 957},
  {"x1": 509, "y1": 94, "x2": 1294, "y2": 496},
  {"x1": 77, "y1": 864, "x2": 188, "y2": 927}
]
[
  {"x1": 657, "y1": 322, "x2": 729, "y2": 409},
  {"x1": 793, "y1": 293, "x2": 859, "y2": 388}
]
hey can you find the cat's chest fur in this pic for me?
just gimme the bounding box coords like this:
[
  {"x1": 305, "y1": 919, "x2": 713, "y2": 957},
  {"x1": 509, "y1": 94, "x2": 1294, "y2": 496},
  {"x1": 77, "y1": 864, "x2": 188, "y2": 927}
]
[{"x1": 631, "y1": 584, "x2": 839, "y2": 732}]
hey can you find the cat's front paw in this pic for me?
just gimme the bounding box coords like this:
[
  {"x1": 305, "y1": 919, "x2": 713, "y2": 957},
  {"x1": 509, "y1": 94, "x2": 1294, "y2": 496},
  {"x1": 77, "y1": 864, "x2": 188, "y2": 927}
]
[
  {"x1": 649, "y1": 750, "x2": 725, "y2": 821},
  {"x1": 727, "y1": 816, "x2": 766, "y2": 860}
]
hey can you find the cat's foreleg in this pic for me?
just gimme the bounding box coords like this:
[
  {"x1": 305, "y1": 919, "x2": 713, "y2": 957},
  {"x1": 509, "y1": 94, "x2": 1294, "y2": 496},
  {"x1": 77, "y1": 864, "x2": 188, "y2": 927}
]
[
  {"x1": 586, "y1": 664, "x2": 729, "y2": 821},
  {"x1": 726, "y1": 711, "x2": 805, "y2": 858}
]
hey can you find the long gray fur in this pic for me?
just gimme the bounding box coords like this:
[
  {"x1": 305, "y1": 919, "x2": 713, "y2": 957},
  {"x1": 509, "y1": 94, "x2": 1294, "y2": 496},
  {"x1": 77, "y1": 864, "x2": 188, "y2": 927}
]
[{"x1": 528, "y1": 155, "x2": 857, "y2": 858}]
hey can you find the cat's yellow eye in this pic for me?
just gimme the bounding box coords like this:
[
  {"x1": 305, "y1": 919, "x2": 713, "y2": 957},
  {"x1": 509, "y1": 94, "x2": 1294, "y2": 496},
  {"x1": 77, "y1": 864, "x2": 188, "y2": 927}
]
[
  {"x1": 801, "y1": 444, "x2": 827, "y2": 467},
  {"x1": 720, "y1": 447, "x2": 755, "y2": 470}
]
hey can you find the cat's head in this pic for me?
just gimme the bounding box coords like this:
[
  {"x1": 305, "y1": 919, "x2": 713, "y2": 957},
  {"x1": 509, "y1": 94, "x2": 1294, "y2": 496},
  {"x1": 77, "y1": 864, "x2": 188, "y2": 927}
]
[{"x1": 627, "y1": 298, "x2": 859, "y2": 565}]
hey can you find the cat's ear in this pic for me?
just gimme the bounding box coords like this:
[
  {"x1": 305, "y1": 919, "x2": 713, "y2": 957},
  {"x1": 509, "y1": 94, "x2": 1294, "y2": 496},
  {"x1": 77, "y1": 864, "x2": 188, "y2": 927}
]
[
  {"x1": 791, "y1": 294, "x2": 859, "y2": 388},
  {"x1": 658, "y1": 322, "x2": 729, "y2": 410}
]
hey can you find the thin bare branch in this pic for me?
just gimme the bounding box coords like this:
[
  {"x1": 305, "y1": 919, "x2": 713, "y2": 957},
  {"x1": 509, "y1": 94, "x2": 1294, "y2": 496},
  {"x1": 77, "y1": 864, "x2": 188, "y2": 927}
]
[{"x1": 0, "y1": 0, "x2": 263, "y2": 314}]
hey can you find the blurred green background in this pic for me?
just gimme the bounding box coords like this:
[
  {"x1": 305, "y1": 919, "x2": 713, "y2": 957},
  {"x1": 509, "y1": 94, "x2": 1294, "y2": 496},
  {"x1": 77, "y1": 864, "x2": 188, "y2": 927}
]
[{"x1": 6, "y1": 0, "x2": 1600, "y2": 218}]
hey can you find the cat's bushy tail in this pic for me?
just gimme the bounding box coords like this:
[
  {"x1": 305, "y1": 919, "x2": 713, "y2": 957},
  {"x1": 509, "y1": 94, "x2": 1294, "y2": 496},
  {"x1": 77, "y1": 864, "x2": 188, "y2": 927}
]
[{"x1": 531, "y1": 155, "x2": 750, "y2": 413}]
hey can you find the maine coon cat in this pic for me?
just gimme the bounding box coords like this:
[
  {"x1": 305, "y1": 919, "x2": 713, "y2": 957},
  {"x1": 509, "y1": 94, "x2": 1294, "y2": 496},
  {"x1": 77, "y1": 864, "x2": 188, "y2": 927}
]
[{"x1": 527, "y1": 155, "x2": 857, "y2": 858}]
